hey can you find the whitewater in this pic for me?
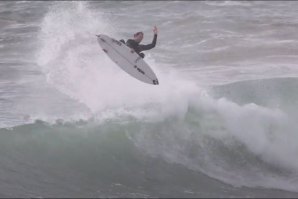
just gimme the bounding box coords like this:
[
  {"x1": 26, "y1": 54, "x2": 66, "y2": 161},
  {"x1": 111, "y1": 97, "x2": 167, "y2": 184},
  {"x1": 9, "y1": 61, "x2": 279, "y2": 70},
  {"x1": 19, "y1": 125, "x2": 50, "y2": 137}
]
[{"x1": 1, "y1": 1, "x2": 298, "y2": 197}]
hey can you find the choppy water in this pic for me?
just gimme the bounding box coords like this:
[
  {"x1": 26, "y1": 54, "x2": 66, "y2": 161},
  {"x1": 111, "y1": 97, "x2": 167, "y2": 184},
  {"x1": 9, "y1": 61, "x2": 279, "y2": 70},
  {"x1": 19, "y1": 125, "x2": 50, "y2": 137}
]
[{"x1": 1, "y1": 1, "x2": 298, "y2": 197}]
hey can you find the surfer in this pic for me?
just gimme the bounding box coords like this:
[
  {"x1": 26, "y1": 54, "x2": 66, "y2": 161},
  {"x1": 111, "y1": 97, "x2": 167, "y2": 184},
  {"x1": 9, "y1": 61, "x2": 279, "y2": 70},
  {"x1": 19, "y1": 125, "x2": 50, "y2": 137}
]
[{"x1": 120, "y1": 26, "x2": 158, "y2": 58}]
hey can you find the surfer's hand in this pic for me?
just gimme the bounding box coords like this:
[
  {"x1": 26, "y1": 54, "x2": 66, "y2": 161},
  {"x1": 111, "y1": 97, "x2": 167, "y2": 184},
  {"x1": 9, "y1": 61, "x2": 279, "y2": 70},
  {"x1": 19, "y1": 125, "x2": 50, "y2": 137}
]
[{"x1": 153, "y1": 26, "x2": 158, "y2": 35}]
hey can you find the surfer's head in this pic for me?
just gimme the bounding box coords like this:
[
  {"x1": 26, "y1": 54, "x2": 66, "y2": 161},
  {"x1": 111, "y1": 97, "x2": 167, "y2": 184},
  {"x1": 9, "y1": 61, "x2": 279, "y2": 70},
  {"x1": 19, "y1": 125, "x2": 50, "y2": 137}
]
[{"x1": 134, "y1": 32, "x2": 143, "y2": 43}]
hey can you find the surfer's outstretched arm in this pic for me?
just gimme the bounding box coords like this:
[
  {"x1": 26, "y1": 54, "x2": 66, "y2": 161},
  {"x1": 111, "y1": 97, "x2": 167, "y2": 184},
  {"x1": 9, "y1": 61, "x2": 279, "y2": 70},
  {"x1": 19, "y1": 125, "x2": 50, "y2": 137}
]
[{"x1": 138, "y1": 26, "x2": 158, "y2": 51}]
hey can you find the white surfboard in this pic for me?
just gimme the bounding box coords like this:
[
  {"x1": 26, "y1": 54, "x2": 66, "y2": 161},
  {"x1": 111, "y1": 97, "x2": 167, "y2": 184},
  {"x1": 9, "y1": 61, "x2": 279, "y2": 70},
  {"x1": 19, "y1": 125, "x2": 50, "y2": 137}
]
[{"x1": 97, "y1": 34, "x2": 159, "y2": 85}]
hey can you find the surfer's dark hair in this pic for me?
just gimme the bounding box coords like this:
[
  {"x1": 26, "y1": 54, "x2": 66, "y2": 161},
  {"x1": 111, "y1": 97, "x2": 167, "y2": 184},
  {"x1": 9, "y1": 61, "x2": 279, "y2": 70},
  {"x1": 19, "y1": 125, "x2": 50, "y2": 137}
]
[{"x1": 134, "y1": 32, "x2": 143, "y2": 37}]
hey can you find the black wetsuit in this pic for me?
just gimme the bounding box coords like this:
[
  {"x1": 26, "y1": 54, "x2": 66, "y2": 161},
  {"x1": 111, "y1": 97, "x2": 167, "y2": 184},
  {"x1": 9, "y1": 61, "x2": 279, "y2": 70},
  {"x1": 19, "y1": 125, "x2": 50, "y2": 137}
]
[{"x1": 125, "y1": 34, "x2": 157, "y2": 58}]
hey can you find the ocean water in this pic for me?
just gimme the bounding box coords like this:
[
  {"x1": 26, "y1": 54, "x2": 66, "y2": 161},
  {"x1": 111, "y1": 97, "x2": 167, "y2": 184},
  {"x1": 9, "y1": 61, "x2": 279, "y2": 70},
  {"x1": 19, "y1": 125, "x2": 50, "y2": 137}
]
[{"x1": 1, "y1": 1, "x2": 298, "y2": 197}]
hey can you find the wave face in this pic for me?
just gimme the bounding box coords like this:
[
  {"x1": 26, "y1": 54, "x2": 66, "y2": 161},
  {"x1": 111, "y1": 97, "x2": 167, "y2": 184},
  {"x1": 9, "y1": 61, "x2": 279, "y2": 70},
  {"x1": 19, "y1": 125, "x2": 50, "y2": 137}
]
[{"x1": 1, "y1": 1, "x2": 298, "y2": 197}]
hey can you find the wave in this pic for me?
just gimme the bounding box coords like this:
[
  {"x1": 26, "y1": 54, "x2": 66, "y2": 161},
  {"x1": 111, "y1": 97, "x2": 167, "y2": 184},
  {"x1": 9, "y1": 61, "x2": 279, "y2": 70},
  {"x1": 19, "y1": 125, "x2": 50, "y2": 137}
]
[
  {"x1": 4, "y1": 77, "x2": 298, "y2": 195},
  {"x1": 20, "y1": 1, "x2": 298, "y2": 196}
]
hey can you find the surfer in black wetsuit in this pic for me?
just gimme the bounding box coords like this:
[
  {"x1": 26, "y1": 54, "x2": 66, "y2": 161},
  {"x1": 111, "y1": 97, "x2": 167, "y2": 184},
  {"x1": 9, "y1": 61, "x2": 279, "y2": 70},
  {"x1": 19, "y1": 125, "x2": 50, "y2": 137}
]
[{"x1": 120, "y1": 26, "x2": 158, "y2": 58}]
